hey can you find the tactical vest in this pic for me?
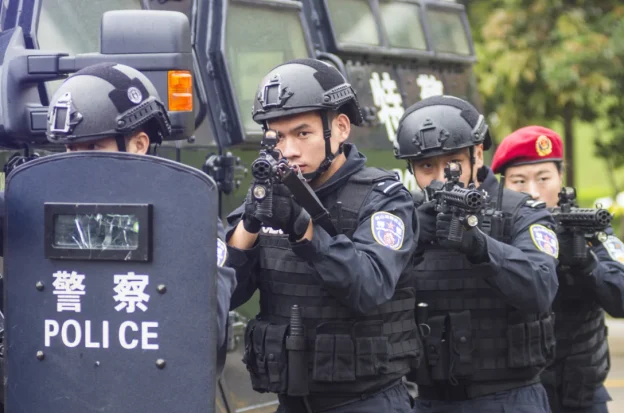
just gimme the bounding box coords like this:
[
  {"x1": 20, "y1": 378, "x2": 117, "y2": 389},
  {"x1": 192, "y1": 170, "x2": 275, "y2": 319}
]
[
  {"x1": 242, "y1": 167, "x2": 422, "y2": 397},
  {"x1": 542, "y1": 268, "x2": 610, "y2": 408},
  {"x1": 408, "y1": 188, "x2": 556, "y2": 400}
]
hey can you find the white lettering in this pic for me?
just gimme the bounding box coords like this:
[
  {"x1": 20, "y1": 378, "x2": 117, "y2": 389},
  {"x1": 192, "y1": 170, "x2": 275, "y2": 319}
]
[
  {"x1": 113, "y1": 272, "x2": 150, "y2": 313},
  {"x1": 261, "y1": 227, "x2": 284, "y2": 234},
  {"x1": 102, "y1": 321, "x2": 109, "y2": 349},
  {"x1": 61, "y1": 319, "x2": 81, "y2": 348},
  {"x1": 44, "y1": 320, "x2": 59, "y2": 347},
  {"x1": 370, "y1": 72, "x2": 405, "y2": 143},
  {"x1": 52, "y1": 270, "x2": 86, "y2": 313},
  {"x1": 85, "y1": 320, "x2": 100, "y2": 348},
  {"x1": 141, "y1": 322, "x2": 159, "y2": 350},
  {"x1": 43, "y1": 320, "x2": 158, "y2": 350},
  {"x1": 119, "y1": 321, "x2": 139, "y2": 349},
  {"x1": 416, "y1": 74, "x2": 444, "y2": 100}
]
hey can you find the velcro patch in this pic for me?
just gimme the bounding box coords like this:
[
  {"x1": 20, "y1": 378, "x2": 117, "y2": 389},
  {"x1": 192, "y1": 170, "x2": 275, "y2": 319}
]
[
  {"x1": 217, "y1": 238, "x2": 227, "y2": 267},
  {"x1": 529, "y1": 224, "x2": 559, "y2": 258},
  {"x1": 371, "y1": 212, "x2": 405, "y2": 250},
  {"x1": 603, "y1": 235, "x2": 624, "y2": 265}
]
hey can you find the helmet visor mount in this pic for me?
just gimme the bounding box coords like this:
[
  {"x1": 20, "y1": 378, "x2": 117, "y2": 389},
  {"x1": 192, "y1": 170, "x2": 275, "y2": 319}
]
[
  {"x1": 48, "y1": 92, "x2": 84, "y2": 136},
  {"x1": 47, "y1": 96, "x2": 171, "y2": 146}
]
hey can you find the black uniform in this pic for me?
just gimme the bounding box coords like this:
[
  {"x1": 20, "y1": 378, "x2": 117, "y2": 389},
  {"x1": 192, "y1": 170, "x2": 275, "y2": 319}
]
[
  {"x1": 227, "y1": 144, "x2": 419, "y2": 412},
  {"x1": 542, "y1": 224, "x2": 624, "y2": 413},
  {"x1": 409, "y1": 167, "x2": 559, "y2": 412}
]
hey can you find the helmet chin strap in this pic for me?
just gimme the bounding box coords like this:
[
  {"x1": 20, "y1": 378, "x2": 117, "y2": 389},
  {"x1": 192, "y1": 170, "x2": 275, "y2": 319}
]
[
  {"x1": 115, "y1": 136, "x2": 127, "y2": 152},
  {"x1": 468, "y1": 146, "x2": 476, "y2": 185},
  {"x1": 302, "y1": 110, "x2": 342, "y2": 183}
]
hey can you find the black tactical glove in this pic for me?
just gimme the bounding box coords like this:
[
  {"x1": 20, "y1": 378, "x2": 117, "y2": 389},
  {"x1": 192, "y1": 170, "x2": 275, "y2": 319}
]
[
  {"x1": 255, "y1": 184, "x2": 311, "y2": 241},
  {"x1": 436, "y1": 212, "x2": 488, "y2": 264},
  {"x1": 241, "y1": 188, "x2": 262, "y2": 234},
  {"x1": 416, "y1": 201, "x2": 438, "y2": 244},
  {"x1": 557, "y1": 231, "x2": 599, "y2": 275}
]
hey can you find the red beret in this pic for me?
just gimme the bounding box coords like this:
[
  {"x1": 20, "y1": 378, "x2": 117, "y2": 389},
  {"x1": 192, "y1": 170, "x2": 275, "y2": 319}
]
[{"x1": 491, "y1": 126, "x2": 563, "y2": 174}]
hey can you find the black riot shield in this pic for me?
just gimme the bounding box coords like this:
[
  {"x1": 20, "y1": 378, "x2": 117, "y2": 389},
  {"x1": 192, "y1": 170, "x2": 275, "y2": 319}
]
[{"x1": 3, "y1": 152, "x2": 218, "y2": 413}]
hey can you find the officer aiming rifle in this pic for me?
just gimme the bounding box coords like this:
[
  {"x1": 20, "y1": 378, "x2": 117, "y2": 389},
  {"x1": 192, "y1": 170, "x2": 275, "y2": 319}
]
[
  {"x1": 250, "y1": 129, "x2": 337, "y2": 236},
  {"x1": 492, "y1": 125, "x2": 624, "y2": 413},
  {"x1": 551, "y1": 187, "x2": 612, "y2": 263},
  {"x1": 425, "y1": 161, "x2": 485, "y2": 242}
]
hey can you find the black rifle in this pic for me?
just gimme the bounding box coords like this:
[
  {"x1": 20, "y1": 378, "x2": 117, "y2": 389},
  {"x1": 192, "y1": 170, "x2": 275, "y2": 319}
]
[
  {"x1": 552, "y1": 187, "x2": 612, "y2": 261},
  {"x1": 250, "y1": 130, "x2": 337, "y2": 236},
  {"x1": 425, "y1": 162, "x2": 485, "y2": 242}
]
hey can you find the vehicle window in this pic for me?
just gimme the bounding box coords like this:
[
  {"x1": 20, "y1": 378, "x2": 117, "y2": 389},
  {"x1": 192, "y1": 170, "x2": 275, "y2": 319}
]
[
  {"x1": 145, "y1": 0, "x2": 192, "y2": 22},
  {"x1": 36, "y1": 0, "x2": 142, "y2": 97},
  {"x1": 427, "y1": 8, "x2": 471, "y2": 55},
  {"x1": 225, "y1": 1, "x2": 309, "y2": 135},
  {"x1": 325, "y1": 0, "x2": 380, "y2": 46},
  {"x1": 379, "y1": 1, "x2": 427, "y2": 50}
]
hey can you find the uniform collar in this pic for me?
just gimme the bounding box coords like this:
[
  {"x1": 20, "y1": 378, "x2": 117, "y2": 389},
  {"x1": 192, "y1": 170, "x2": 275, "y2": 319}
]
[{"x1": 314, "y1": 143, "x2": 366, "y2": 198}]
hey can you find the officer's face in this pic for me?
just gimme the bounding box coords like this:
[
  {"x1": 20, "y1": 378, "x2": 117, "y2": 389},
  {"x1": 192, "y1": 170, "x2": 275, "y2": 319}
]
[
  {"x1": 65, "y1": 137, "x2": 119, "y2": 152},
  {"x1": 504, "y1": 162, "x2": 562, "y2": 208},
  {"x1": 269, "y1": 111, "x2": 350, "y2": 176},
  {"x1": 65, "y1": 132, "x2": 150, "y2": 154},
  {"x1": 411, "y1": 146, "x2": 484, "y2": 189}
]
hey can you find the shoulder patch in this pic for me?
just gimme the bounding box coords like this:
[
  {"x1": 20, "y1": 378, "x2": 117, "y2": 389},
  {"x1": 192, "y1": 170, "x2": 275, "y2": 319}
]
[
  {"x1": 603, "y1": 235, "x2": 624, "y2": 264},
  {"x1": 371, "y1": 212, "x2": 405, "y2": 250},
  {"x1": 372, "y1": 180, "x2": 405, "y2": 196},
  {"x1": 217, "y1": 238, "x2": 227, "y2": 267},
  {"x1": 529, "y1": 224, "x2": 559, "y2": 258},
  {"x1": 525, "y1": 200, "x2": 546, "y2": 209}
]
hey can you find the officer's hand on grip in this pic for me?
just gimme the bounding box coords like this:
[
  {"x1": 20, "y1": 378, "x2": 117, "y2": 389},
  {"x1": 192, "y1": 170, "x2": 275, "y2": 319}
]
[
  {"x1": 417, "y1": 201, "x2": 438, "y2": 244},
  {"x1": 255, "y1": 184, "x2": 311, "y2": 241},
  {"x1": 242, "y1": 188, "x2": 262, "y2": 234},
  {"x1": 436, "y1": 212, "x2": 488, "y2": 264},
  {"x1": 557, "y1": 231, "x2": 598, "y2": 275}
]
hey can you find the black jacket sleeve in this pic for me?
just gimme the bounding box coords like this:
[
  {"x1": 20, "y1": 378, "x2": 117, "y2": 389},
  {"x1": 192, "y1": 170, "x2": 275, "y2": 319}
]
[
  {"x1": 216, "y1": 218, "x2": 237, "y2": 349},
  {"x1": 479, "y1": 205, "x2": 560, "y2": 313},
  {"x1": 290, "y1": 186, "x2": 416, "y2": 314},
  {"x1": 587, "y1": 226, "x2": 624, "y2": 317},
  {"x1": 225, "y1": 204, "x2": 261, "y2": 310}
]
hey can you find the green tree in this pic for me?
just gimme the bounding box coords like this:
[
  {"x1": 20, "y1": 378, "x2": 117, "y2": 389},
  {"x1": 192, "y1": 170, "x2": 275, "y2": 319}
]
[{"x1": 467, "y1": 1, "x2": 624, "y2": 187}]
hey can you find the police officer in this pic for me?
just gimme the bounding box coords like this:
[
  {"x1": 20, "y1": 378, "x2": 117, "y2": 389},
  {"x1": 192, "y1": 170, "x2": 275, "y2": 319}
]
[
  {"x1": 43, "y1": 62, "x2": 236, "y2": 356},
  {"x1": 226, "y1": 58, "x2": 419, "y2": 413},
  {"x1": 394, "y1": 96, "x2": 559, "y2": 412},
  {"x1": 492, "y1": 126, "x2": 624, "y2": 413}
]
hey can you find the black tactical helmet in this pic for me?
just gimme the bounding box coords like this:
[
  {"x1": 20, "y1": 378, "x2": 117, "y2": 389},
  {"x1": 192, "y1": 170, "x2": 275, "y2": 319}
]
[
  {"x1": 394, "y1": 95, "x2": 491, "y2": 161},
  {"x1": 252, "y1": 58, "x2": 363, "y2": 181},
  {"x1": 46, "y1": 62, "x2": 172, "y2": 149}
]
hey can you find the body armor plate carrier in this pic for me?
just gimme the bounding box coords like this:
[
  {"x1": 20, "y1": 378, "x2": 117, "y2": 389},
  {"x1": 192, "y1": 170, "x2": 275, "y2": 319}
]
[
  {"x1": 242, "y1": 167, "x2": 422, "y2": 399},
  {"x1": 542, "y1": 272, "x2": 610, "y2": 408},
  {"x1": 409, "y1": 188, "x2": 556, "y2": 401}
]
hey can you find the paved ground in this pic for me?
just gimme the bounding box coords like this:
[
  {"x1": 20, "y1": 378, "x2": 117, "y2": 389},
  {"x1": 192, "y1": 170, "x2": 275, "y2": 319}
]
[{"x1": 605, "y1": 356, "x2": 624, "y2": 412}]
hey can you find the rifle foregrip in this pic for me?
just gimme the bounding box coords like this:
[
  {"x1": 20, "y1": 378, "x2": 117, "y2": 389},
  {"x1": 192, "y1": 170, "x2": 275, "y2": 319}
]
[
  {"x1": 448, "y1": 215, "x2": 463, "y2": 243},
  {"x1": 572, "y1": 232, "x2": 587, "y2": 261}
]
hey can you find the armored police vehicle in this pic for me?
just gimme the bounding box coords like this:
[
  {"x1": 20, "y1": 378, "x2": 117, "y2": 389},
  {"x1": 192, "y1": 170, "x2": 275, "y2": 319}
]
[{"x1": 0, "y1": 1, "x2": 479, "y2": 412}]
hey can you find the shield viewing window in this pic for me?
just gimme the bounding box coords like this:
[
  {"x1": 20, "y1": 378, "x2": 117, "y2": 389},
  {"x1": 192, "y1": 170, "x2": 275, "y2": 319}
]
[{"x1": 44, "y1": 203, "x2": 152, "y2": 261}]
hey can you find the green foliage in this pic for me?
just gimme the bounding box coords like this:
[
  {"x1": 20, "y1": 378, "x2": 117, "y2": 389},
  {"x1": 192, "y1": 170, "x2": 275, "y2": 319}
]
[{"x1": 468, "y1": 2, "x2": 624, "y2": 141}]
